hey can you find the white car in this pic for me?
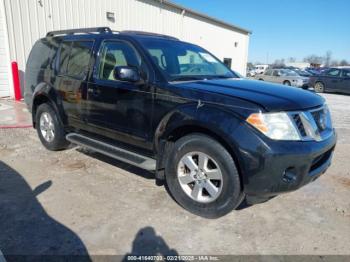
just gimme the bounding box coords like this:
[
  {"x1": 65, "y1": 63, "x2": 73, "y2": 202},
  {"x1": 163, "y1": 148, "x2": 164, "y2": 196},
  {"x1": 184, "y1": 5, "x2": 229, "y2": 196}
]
[{"x1": 256, "y1": 69, "x2": 310, "y2": 89}]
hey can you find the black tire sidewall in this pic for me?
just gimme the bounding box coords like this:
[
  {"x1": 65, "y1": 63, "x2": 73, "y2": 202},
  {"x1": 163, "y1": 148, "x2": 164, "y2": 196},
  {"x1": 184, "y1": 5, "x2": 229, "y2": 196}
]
[
  {"x1": 36, "y1": 103, "x2": 69, "y2": 151},
  {"x1": 165, "y1": 134, "x2": 242, "y2": 218},
  {"x1": 284, "y1": 81, "x2": 291, "y2": 86}
]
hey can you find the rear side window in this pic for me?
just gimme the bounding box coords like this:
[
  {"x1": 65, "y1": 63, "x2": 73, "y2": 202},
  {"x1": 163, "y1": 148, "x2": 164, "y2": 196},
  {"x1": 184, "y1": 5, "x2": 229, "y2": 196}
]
[
  {"x1": 67, "y1": 41, "x2": 94, "y2": 78},
  {"x1": 59, "y1": 42, "x2": 71, "y2": 74},
  {"x1": 342, "y1": 70, "x2": 350, "y2": 78},
  {"x1": 27, "y1": 39, "x2": 55, "y2": 69},
  {"x1": 59, "y1": 41, "x2": 94, "y2": 79}
]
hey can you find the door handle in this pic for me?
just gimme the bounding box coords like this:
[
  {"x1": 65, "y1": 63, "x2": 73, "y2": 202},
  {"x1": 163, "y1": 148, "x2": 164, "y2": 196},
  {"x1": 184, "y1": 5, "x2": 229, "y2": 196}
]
[{"x1": 88, "y1": 88, "x2": 101, "y2": 96}]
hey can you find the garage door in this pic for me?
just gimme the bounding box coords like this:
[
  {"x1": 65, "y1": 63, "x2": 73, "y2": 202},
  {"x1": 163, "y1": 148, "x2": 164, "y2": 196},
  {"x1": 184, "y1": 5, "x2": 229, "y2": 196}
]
[{"x1": 0, "y1": 3, "x2": 10, "y2": 97}]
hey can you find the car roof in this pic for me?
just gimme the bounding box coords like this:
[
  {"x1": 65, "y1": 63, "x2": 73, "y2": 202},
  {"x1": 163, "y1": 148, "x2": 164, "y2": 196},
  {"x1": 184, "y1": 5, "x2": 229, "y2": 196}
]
[{"x1": 45, "y1": 27, "x2": 180, "y2": 42}]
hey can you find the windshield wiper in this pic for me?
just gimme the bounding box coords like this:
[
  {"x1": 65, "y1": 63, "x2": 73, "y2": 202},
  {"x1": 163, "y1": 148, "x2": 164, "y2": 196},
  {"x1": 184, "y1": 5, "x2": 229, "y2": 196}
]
[
  {"x1": 170, "y1": 76, "x2": 207, "y2": 82},
  {"x1": 207, "y1": 75, "x2": 235, "y2": 80}
]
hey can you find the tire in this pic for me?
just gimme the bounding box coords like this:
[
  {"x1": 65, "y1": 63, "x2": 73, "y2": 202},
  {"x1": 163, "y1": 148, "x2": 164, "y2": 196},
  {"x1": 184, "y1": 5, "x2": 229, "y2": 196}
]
[
  {"x1": 259, "y1": 79, "x2": 264, "y2": 81},
  {"x1": 283, "y1": 80, "x2": 291, "y2": 86},
  {"x1": 314, "y1": 81, "x2": 325, "y2": 93},
  {"x1": 165, "y1": 134, "x2": 243, "y2": 218},
  {"x1": 35, "y1": 103, "x2": 70, "y2": 151}
]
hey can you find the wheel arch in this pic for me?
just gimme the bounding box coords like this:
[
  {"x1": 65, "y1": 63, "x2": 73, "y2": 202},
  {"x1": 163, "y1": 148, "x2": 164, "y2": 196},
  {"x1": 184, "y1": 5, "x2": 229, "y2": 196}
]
[
  {"x1": 32, "y1": 84, "x2": 66, "y2": 128},
  {"x1": 156, "y1": 122, "x2": 245, "y2": 191}
]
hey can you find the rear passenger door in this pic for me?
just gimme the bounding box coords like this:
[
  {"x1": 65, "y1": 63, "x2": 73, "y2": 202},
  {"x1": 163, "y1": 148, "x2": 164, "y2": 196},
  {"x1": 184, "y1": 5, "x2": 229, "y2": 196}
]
[
  {"x1": 339, "y1": 69, "x2": 350, "y2": 94},
  {"x1": 56, "y1": 40, "x2": 94, "y2": 127},
  {"x1": 323, "y1": 68, "x2": 341, "y2": 92}
]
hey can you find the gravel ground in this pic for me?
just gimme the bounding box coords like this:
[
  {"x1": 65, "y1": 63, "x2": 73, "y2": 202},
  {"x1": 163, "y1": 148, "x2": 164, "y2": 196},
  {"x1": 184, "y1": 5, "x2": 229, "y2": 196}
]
[{"x1": 0, "y1": 93, "x2": 349, "y2": 257}]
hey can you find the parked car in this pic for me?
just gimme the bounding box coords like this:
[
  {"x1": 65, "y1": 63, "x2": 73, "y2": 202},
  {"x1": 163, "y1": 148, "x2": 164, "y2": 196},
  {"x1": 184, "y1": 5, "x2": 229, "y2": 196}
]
[
  {"x1": 310, "y1": 68, "x2": 350, "y2": 94},
  {"x1": 291, "y1": 69, "x2": 313, "y2": 77},
  {"x1": 25, "y1": 27, "x2": 336, "y2": 218},
  {"x1": 253, "y1": 64, "x2": 269, "y2": 75},
  {"x1": 305, "y1": 68, "x2": 320, "y2": 76},
  {"x1": 256, "y1": 69, "x2": 310, "y2": 89},
  {"x1": 246, "y1": 68, "x2": 256, "y2": 77}
]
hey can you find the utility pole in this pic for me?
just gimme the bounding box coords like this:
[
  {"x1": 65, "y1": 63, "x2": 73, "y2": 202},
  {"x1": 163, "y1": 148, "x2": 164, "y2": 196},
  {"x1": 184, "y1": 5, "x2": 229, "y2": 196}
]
[{"x1": 266, "y1": 52, "x2": 269, "y2": 65}]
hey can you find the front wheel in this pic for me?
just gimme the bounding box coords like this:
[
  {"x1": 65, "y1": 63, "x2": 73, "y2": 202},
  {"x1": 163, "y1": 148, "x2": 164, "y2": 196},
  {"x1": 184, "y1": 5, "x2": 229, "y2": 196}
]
[
  {"x1": 165, "y1": 134, "x2": 243, "y2": 218},
  {"x1": 36, "y1": 103, "x2": 70, "y2": 151}
]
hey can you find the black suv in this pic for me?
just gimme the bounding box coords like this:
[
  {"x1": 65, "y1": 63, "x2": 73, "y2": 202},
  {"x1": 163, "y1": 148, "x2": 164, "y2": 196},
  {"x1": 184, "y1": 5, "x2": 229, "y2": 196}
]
[{"x1": 25, "y1": 27, "x2": 336, "y2": 218}]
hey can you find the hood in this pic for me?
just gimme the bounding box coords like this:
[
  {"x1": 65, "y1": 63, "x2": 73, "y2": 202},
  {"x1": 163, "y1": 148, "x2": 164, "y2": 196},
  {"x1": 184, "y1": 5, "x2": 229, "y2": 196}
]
[{"x1": 174, "y1": 78, "x2": 324, "y2": 112}]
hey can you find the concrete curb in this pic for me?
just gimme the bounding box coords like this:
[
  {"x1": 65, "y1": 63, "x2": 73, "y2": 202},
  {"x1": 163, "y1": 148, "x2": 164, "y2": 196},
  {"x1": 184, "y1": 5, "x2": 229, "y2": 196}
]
[{"x1": 0, "y1": 125, "x2": 32, "y2": 129}]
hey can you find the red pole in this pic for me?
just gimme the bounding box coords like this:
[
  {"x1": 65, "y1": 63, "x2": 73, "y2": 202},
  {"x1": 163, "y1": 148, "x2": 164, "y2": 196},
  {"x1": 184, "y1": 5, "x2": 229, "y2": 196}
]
[{"x1": 11, "y1": 61, "x2": 22, "y2": 101}]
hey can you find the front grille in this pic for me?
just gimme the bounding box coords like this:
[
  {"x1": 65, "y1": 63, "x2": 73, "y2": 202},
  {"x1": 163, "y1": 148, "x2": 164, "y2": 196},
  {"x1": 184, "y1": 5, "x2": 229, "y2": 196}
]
[
  {"x1": 292, "y1": 114, "x2": 307, "y2": 137},
  {"x1": 290, "y1": 105, "x2": 332, "y2": 141}
]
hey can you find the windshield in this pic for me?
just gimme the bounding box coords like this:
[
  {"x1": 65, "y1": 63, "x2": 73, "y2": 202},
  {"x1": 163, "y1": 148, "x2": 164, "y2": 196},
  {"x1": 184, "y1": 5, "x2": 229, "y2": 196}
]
[
  {"x1": 138, "y1": 38, "x2": 238, "y2": 81},
  {"x1": 294, "y1": 70, "x2": 311, "y2": 77}
]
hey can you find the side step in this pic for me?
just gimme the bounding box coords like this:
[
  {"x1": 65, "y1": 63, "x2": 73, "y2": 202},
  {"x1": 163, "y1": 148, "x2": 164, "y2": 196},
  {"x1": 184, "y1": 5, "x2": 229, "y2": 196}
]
[{"x1": 66, "y1": 133, "x2": 156, "y2": 171}]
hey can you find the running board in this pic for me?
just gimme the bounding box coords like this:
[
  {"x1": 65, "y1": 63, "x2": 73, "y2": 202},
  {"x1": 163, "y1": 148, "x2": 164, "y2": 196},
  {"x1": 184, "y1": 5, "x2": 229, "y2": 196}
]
[{"x1": 66, "y1": 133, "x2": 156, "y2": 171}]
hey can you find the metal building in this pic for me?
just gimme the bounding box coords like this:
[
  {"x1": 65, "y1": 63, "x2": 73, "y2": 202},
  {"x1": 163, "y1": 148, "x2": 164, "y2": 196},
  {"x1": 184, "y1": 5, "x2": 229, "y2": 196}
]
[{"x1": 0, "y1": 0, "x2": 251, "y2": 98}]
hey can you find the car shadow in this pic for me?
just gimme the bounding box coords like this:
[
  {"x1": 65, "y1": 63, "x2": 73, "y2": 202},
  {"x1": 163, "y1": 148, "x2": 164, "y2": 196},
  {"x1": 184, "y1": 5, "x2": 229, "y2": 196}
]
[
  {"x1": 0, "y1": 161, "x2": 91, "y2": 260},
  {"x1": 77, "y1": 148, "x2": 261, "y2": 210},
  {"x1": 123, "y1": 227, "x2": 178, "y2": 261}
]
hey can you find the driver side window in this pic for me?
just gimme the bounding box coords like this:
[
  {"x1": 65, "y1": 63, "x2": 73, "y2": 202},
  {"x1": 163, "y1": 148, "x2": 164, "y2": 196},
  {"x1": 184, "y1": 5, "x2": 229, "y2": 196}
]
[
  {"x1": 327, "y1": 69, "x2": 341, "y2": 77},
  {"x1": 98, "y1": 41, "x2": 141, "y2": 81},
  {"x1": 273, "y1": 70, "x2": 280, "y2": 77},
  {"x1": 265, "y1": 69, "x2": 272, "y2": 75}
]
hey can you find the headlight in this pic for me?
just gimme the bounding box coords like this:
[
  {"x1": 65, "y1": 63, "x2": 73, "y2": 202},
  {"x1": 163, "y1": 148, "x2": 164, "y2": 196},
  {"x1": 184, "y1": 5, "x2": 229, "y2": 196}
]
[{"x1": 246, "y1": 112, "x2": 300, "y2": 141}]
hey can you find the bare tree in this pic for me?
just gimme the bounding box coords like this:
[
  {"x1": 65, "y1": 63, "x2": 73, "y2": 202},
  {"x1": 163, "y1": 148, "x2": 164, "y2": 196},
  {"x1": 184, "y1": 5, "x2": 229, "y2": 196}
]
[
  {"x1": 303, "y1": 55, "x2": 324, "y2": 65},
  {"x1": 339, "y1": 59, "x2": 349, "y2": 66},
  {"x1": 288, "y1": 57, "x2": 296, "y2": 63},
  {"x1": 324, "y1": 51, "x2": 332, "y2": 67},
  {"x1": 330, "y1": 60, "x2": 339, "y2": 67},
  {"x1": 272, "y1": 59, "x2": 285, "y2": 68}
]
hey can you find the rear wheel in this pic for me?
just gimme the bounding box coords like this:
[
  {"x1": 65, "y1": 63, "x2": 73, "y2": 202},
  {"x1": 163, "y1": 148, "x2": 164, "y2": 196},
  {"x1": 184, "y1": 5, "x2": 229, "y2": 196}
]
[
  {"x1": 35, "y1": 103, "x2": 70, "y2": 151},
  {"x1": 314, "y1": 82, "x2": 325, "y2": 93},
  {"x1": 165, "y1": 134, "x2": 243, "y2": 218},
  {"x1": 283, "y1": 80, "x2": 291, "y2": 86}
]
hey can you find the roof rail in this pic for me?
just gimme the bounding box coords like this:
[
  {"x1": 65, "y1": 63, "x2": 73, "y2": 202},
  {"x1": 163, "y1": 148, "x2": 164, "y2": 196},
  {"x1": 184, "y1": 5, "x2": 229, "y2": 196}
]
[
  {"x1": 46, "y1": 27, "x2": 112, "y2": 37},
  {"x1": 120, "y1": 30, "x2": 179, "y2": 40}
]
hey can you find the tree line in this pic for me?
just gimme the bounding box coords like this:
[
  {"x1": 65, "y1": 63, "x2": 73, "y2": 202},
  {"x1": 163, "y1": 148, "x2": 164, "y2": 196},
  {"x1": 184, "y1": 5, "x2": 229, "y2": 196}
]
[{"x1": 251, "y1": 51, "x2": 349, "y2": 67}]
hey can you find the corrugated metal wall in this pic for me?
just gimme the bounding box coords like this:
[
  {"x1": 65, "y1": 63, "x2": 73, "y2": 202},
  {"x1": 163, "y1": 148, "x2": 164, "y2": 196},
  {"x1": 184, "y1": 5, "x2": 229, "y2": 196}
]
[
  {"x1": 0, "y1": 0, "x2": 11, "y2": 97},
  {"x1": 1, "y1": 0, "x2": 249, "y2": 97}
]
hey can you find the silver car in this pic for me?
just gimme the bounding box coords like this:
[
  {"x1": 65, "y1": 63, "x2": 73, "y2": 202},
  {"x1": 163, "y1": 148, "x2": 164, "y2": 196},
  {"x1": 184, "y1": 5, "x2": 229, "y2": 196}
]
[{"x1": 256, "y1": 69, "x2": 309, "y2": 89}]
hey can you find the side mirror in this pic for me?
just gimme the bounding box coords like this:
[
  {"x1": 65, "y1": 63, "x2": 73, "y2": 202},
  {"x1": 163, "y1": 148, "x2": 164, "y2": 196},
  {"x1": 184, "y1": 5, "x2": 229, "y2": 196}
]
[{"x1": 113, "y1": 66, "x2": 140, "y2": 82}]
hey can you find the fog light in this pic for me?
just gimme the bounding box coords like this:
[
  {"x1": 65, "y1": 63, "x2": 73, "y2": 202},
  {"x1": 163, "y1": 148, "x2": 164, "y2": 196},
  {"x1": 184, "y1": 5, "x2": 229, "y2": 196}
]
[{"x1": 282, "y1": 168, "x2": 297, "y2": 183}]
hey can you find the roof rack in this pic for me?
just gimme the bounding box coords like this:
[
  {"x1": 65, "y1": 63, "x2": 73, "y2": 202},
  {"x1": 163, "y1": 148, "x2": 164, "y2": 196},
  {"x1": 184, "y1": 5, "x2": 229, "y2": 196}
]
[
  {"x1": 46, "y1": 27, "x2": 112, "y2": 37},
  {"x1": 120, "y1": 30, "x2": 179, "y2": 40}
]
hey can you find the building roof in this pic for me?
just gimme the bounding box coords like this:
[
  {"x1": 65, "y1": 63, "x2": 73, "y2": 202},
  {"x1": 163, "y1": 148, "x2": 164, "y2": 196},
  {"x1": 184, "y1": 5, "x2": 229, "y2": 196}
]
[{"x1": 161, "y1": 0, "x2": 252, "y2": 35}]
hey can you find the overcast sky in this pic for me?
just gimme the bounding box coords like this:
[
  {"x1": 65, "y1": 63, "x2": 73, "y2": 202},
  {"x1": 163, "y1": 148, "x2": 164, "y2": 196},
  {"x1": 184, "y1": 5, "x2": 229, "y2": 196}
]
[{"x1": 172, "y1": 0, "x2": 350, "y2": 63}]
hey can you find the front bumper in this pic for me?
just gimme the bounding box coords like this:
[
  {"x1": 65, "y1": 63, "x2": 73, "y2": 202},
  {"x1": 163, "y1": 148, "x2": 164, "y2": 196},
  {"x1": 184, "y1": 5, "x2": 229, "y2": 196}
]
[
  {"x1": 293, "y1": 82, "x2": 309, "y2": 89},
  {"x1": 231, "y1": 124, "x2": 337, "y2": 200}
]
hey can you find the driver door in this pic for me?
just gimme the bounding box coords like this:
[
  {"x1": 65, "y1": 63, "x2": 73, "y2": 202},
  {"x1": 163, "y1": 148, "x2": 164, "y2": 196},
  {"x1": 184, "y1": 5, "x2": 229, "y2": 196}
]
[{"x1": 86, "y1": 40, "x2": 154, "y2": 150}]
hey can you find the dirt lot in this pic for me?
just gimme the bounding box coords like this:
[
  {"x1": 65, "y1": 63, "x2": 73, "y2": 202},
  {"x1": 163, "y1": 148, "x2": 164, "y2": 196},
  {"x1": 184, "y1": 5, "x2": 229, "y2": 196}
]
[{"x1": 0, "y1": 93, "x2": 349, "y2": 257}]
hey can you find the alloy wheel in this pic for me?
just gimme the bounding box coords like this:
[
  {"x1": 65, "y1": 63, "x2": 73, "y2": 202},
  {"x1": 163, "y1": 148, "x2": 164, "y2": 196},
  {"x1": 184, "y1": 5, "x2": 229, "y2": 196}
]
[
  {"x1": 177, "y1": 152, "x2": 223, "y2": 203},
  {"x1": 40, "y1": 112, "x2": 55, "y2": 143}
]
